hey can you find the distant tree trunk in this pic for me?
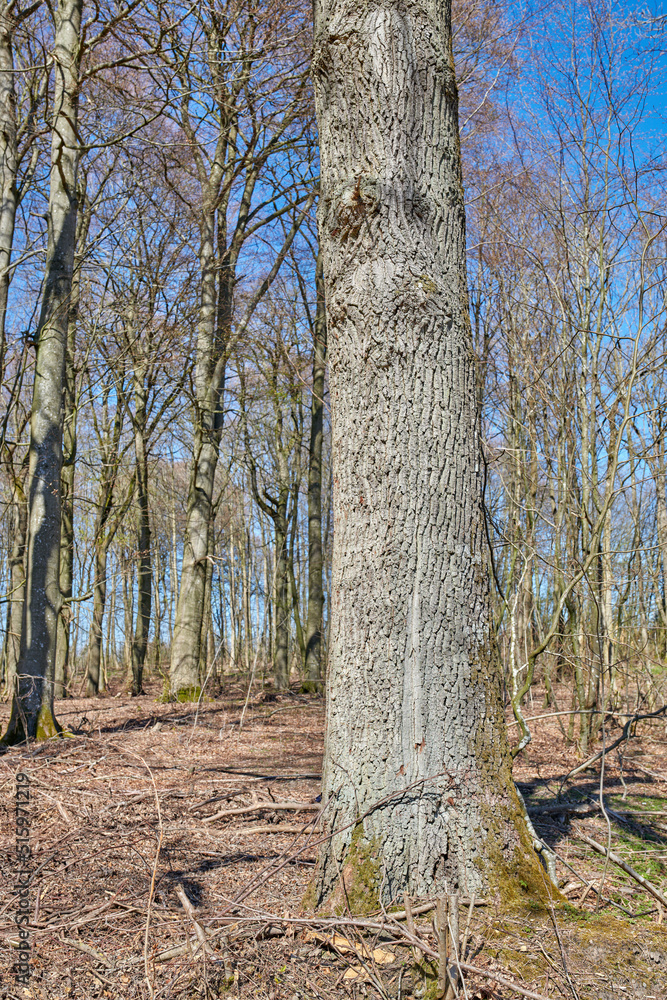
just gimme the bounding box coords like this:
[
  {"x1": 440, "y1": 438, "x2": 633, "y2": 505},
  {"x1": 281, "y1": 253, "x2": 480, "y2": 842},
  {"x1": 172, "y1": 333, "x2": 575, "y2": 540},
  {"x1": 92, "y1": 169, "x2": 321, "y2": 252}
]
[
  {"x1": 198, "y1": 522, "x2": 214, "y2": 681},
  {"x1": 131, "y1": 377, "x2": 151, "y2": 696},
  {"x1": 241, "y1": 523, "x2": 250, "y2": 675},
  {"x1": 228, "y1": 524, "x2": 237, "y2": 669},
  {"x1": 312, "y1": 0, "x2": 540, "y2": 902},
  {"x1": 242, "y1": 368, "x2": 293, "y2": 691},
  {"x1": 86, "y1": 376, "x2": 126, "y2": 697},
  {"x1": 169, "y1": 189, "x2": 224, "y2": 698},
  {"x1": 122, "y1": 550, "x2": 134, "y2": 680},
  {"x1": 273, "y1": 500, "x2": 290, "y2": 689},
  {"x1": 304, "y1": 254, "x2": 327, "y2": 690},
  {"x1": 2, "y1": 485, "x2": 27, "y2": 696},
  {"x1": 4, "y1": 0, "x2": 83, "y2": 743},
  {"x1": 87, "y1": 544, "x2": 108, "y2": 695}
]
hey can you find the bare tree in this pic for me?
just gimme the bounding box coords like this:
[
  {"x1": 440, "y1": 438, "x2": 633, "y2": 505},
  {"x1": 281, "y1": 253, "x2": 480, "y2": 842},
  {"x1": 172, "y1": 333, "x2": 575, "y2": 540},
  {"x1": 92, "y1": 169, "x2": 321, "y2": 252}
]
[{"x1": 3, "y1": 0, "x2": 84, "y2": 743}]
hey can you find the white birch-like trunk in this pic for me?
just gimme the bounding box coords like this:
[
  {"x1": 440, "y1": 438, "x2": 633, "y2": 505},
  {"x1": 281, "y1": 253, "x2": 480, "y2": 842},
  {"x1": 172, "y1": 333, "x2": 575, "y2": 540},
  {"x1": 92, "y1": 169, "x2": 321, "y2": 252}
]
[{"x1": 313, "y1": 0, "x2": 538, "y2": 903}]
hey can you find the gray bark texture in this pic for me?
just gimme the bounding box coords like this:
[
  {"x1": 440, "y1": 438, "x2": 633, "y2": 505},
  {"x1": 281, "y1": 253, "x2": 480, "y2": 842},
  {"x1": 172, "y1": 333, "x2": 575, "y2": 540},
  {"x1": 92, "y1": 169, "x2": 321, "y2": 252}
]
[
  {"x1": 313, "y1": 0, "x2": 535, "y2": 904},
  {"x1": 3, "y1": 0, "x2": 82, "y2": 743},
  {"x1": 55, "y1": 185, "x2": 87, "y2": 700},
  {"x1": 0, "y1": 6, "x2": 17, "y2": 369}
]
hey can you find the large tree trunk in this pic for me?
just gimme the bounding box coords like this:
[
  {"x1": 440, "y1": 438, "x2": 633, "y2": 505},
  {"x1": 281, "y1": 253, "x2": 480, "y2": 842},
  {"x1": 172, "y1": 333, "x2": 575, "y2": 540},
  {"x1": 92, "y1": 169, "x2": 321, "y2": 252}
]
[
  {"x1": 304, "y1": 254, "x2": 327, "y2": 690},
  {"x1": 0, "y1": 6, "x2": 18, "y2": 371},
  {"x1": 55, "y1": 193, "x2": 86, "y2": 700},
  {"x1": 312, "y1": 0, "x2": 540, "y2": 904},
  {"x1": 4, "y1": 0, "x2": 82, "y2": 743}
]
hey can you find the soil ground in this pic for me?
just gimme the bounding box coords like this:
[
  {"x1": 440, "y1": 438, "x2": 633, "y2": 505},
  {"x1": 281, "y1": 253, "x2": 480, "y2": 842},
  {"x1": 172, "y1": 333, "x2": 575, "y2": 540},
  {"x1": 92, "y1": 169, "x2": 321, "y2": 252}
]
[{"x1": 1, "y1": 679, "x2": 667, "y2": 1000}]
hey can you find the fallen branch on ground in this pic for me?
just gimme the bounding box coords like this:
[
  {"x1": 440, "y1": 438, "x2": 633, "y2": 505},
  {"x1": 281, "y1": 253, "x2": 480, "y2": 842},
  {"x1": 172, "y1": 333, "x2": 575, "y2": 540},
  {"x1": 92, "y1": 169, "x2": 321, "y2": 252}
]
[
  {"x1": 200, "y1": 800, "x2": 321, "y2": 824},
  {"x1": 527, "y1": 802, "x2": 594, "y2": 816},
  {"x1": 60, "y1": 935, "x2": 114, "y2": 968},
  {"x1": 233, "y1": 824, "x2": 318, "y2": 835},
  {"x1": 175, "y1": 884, "x2": 214, "y2": 957},
  {"x1": 574, "y1": 829, "x2": 667, "y2": 908}
]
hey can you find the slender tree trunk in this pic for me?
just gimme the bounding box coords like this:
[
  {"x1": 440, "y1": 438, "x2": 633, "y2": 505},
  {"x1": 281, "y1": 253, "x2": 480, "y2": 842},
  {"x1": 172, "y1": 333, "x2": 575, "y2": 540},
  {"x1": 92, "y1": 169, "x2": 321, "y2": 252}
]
[
  {"x1": 87, "y1": 543, "x2": 108, "y2": 695},
  {"x1": 229, "y1": 523, "x2": 237, "y2": 669},
  {"x1": 107, "y1": 568, "x2": 116, "y2": 675},
  {"x1": 198, "y1": 524, "x2": 214, "y2": 680},
  {"x1": 2, "y1": 486, "x2": 27, "y2": 697},
  {"x1": 241, "y1": 523, "x2": 250, "y2": 675},
  {"x1": 274, "y1": 505, "x2": 290, "y2": 689},
  {"x1": 312, "y1": 0, "x2": 540, "y2": 903},
  {"x1": 170, "y1": 204, "x2": 223, "y2": 697},
  {"x1": 304, "y1": 255, "x2": 327, "y2": 689},
  {"x1": 122, "y1": 551, "x2": 134, "y2": 679},
  {"x1": 289, "y1": 552, "x2": 306, "y2": 673},
  {"x1": 4, "y1": 0, "x2": 83, "y2": 743},
  {"x1": 131, "y1": 380, "x2": 151, "y2": 696},
  {"x1": 169, "y1": 476, "x2": 178, "y2": 648}
]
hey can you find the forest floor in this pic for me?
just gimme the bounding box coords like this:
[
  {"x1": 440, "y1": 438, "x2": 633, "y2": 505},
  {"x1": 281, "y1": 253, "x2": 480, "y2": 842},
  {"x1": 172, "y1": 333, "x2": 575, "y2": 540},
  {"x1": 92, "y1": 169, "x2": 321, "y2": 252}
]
[{"x1": 1, "y1": 678, "x2": 667, "y2": 1000}]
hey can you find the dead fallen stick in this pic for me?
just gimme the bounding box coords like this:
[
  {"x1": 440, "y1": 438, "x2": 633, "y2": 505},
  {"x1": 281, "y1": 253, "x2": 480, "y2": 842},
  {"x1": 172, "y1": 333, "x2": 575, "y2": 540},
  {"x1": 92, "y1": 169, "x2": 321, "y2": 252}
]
[
  {"x1": 627, "y1": 761, "x2": 667, "y2": 782},
  {"x1": 201, "y1": 801, "x2": 321, "y2": 824},
  {"x1": 616, "y1": 809, "x2": 667, "y2": 818},
  {"x1": 31, "y1": 897, "x2": 117, "y2": 934},
  {"x1": 234, "y1": 824, "x2": 319, "y2": 835},
  {"x1": 575, "y1": 830, "x2": 667, "y2": 908},
  {"x1": 189, "y1": 790, "x2": 244, "y2": 812},
  {"x1": 60, "y1": 935, "x2": 114, "y2": 968},
  {"x1": 175, "y1": 884, "x2": 213, "y2": 957},
  {"x1": 122, "y1": 921, "x2": 273, "y2": 967},
  {"x1": 383, "y1": 898, "x2": 487, "y2": 922},
  {"x1": 527, "y1": 802, "x2": 594, "y2": 816}
]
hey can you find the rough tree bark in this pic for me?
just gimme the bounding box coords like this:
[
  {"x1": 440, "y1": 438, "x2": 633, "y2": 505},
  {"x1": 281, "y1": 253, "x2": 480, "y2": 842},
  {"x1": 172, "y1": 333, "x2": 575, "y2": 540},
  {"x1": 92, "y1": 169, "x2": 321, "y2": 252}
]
[
  {"x1": 0, "y1": 3, "x2": 18, "y2": 371},
  {"x1": 55, "y1": 176, "x2": 88, "y2": 700},
  {"x1": 312, "y1": 0, "x2": 543, "y2": 904},
  {"x1": 3, "y1": 0, "x2": 83, "y2": 743}
]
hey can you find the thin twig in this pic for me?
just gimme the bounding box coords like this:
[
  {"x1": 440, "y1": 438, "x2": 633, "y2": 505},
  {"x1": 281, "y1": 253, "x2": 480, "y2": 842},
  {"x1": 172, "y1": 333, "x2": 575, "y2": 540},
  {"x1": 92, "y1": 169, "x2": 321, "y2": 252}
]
[{"x1": 574, "y1": 828, "x2": 667, "y2": 908}]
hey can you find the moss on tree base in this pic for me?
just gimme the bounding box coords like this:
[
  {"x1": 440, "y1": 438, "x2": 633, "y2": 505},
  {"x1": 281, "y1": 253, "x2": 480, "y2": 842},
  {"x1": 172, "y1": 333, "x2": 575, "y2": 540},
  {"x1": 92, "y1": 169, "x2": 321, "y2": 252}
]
[
  {"x1": 1, "y1": 702, "x2": 72, "y2": 747},
  {"x1": 172, "y1": 686, "x2": 203, "y2": 703},
  {"x1": 300, "y1": 679, "x2": 323, "y2": 695},
  {"x1": 308, "y1": 789, "x2": 564, "y2": 917}
]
